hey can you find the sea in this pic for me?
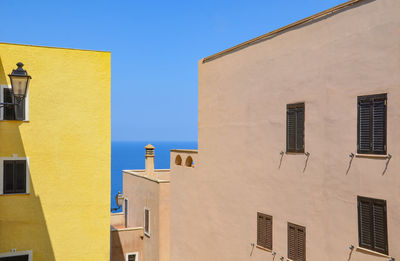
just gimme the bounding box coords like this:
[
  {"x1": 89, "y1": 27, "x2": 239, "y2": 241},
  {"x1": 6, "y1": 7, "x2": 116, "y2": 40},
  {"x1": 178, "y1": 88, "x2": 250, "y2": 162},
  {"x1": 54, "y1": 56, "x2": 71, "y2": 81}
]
[{"x1": 111, "y1": 141, "x2": 198, "y2": 212}]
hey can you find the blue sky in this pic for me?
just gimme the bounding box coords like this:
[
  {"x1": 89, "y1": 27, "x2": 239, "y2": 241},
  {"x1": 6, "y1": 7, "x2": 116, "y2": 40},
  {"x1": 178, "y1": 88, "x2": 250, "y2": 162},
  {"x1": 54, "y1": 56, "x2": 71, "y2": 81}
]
[{"x1": 1, "y1": 0, "x2": 348, "y2": 141}]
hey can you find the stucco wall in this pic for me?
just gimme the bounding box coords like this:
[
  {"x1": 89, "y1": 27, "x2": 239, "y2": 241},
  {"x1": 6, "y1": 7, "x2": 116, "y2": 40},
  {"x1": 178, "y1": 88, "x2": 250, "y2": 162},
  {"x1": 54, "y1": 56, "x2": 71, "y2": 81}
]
[
  {"x1": 111, "y1": 228, "x2": 143, "y2": 261},
  {"x1": 0, "y1": 43, "x2": 111, "y2": 260},
  {"x1": 171, "y1": 1, "x2": 400, "y2": 261},
  {"x1": 123, "y1": 171, "x2": 171, "y2": 261}
]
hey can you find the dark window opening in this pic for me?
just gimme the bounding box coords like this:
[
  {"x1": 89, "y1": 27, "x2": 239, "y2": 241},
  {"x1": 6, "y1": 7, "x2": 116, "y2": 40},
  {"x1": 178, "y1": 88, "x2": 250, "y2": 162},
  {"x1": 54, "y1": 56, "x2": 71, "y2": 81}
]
[
  {"x1": 3, "y1": 88, "x2": 25, "y2": 121},
  {"x1": 3, "y1": 160, "x2": 27, "y2": 194}
]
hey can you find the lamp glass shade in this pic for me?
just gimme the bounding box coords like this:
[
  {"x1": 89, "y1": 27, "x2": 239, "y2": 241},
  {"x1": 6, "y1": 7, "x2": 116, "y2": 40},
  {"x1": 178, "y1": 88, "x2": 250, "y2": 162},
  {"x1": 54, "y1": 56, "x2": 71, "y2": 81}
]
[
  {"x1": 115, "y1": 192, "x2": 124, "y2": 207},
  {"x1": 10, "y1": 75, "x2": 30, "y2": 99}
]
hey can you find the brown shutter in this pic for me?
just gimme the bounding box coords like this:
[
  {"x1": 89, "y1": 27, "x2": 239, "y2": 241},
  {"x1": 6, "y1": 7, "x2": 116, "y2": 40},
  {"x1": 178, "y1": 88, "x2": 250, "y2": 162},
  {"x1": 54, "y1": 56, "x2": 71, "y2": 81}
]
[
  {"x1": 257, "y1": 213, "x2": 266, "y2": 247},
  {"x1": 288, "y1": 224, "x2": 296, "y2": 260},
  {"x1": 145, "y1": 209, "x2": 150, "y2": 234},
  {"x1": 288, "y1": 223, "x2": 306, "y2": 261},
  {"x1": 297, "y1": 226, "x2": 306, "y2": 261},
  {"x1": 358, "y1": 198, "x2": 372, "y2": 249},
  {"x1": 287, "y1": 103, "x2": 305, "y2": 153},
  {"x1": 287, "y1": 107, "x2": 296, "y2": 152},
  {"x1": 257, "y1": 213, "x2": 273, "y2": 249},
  {"x1": 371, "y1": 97, "x2": 386, "y2": 154},
  {"x1": 296, "y1": 106, "x2": 305, "y2": 152},
  {"x1": 3, "y1": 160, "x2": 14, "y2": 194},
  {"x1": 266, "y1": 215, "x2": 273, "y2": 250},
  {"x1": 358, "y1": 196, "x2": 388, "y2": 255},
  {"x1": 358, "y1": 94, "x2": 387, "y2": 155},
  {"x1": 372, "y1": 200, "x2": 388, "y2": 254}
]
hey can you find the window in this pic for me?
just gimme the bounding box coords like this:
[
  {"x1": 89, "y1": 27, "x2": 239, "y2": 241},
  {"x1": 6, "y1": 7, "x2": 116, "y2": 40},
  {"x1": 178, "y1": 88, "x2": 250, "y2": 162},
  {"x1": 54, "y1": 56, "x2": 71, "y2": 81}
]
[
  {"x1": 175, "y1": 155, "x2": 182, "y2": 166},
  {"x1": 124, "y1": 198, "x2": 129, "y2": 228},
  {"x1": 357, "y1": 94, "x2": 387, "y2": 155},
  {"x1": 3, "y1": 160, "x2": 27, "y2": 194},
  {"x1": 125, "y1": 252, "x2": 138, "y2": 261},
  {"x1": 288, "y1": 223, "x2": 306, "y2": 261},
  {"x1": 257, "y1": 212, "x2": 272, "y2": 250},
  {"x1": 358, "y1": 196, "x2": 388, "y2": 255},
  {"x1": 0, "y1": 86, "x2": 27, "y2": 121},
  {"x1": 0, "y1": 250, "x2": 32, "y2": 261},
  {"x1": 287, "y1": 103, "x2": 305, "y2": 153},
  {"x1": 144, "y1": 207, "x2": 150, "y2": 237}
]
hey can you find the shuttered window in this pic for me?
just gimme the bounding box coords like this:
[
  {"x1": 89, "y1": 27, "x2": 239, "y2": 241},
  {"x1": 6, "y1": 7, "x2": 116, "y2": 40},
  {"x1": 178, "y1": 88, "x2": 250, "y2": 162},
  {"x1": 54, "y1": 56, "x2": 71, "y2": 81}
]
[
  {"x1": 127, "y1": 254, "x2": 137, "y2": 261},
  {"x1": 288, "y1": 223, "x2": 306, "y2": 261},
  {"x1": 144, "y1": 208, "x2": 150, "y2": 236},
  {"x1": 287, "y1": 103, "x2": 305, "y2": 153},
  {"x1": 3, "y1": 160, "x2": 27, "y2": 194},
  {"x1": 357, "y1": 196, "x2": 388, "y2": 255},
  {"x1": 357, "y1": 94, "x2": 386, "y2": 155},
  {"x1": 3, "y1": 88, "x2": 25, "y2": 121},
  {"x1": 257, "y1": 212, "x2": 272, "y2": 250}
]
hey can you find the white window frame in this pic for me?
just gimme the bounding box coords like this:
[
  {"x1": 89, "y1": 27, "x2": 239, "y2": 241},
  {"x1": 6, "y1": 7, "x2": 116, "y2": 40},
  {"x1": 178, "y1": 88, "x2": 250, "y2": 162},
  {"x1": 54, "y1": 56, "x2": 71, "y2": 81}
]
[
  {"x1": 125, "y1": 252, "x2": 139, "y2": 261},
  {"x1": 0, "y1": 156, "x2": 30, "y2": 195},
  {"x1": 0, "y1": 85, "x2": 29, "y2": 121},
  {"x1": 144, "y1": 207, "x2": 150, "y2": 237},
  {"x1": 0, "y1": 250, "x2": 33, "y2": 261}
]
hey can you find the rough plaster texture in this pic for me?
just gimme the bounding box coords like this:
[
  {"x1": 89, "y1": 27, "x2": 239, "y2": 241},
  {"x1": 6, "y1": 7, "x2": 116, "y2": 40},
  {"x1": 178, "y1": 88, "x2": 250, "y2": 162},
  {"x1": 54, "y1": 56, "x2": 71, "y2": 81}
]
[
  {"x1": 171, "y1": 1, "x2": 400, "y2": 261},
  {"x1": 122, "y1": 169, "x2": 170, "y2": 261},
  {"x1": 0, "y1": 43, "x2": 111, "y2": 260}
]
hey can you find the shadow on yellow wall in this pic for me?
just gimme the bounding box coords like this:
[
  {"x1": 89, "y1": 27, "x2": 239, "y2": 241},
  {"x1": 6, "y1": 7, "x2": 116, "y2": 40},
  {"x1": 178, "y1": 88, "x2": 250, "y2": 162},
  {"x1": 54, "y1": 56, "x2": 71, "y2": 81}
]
[{"x1": 0, "y1": 58, "x2": 55, "y2": 260}]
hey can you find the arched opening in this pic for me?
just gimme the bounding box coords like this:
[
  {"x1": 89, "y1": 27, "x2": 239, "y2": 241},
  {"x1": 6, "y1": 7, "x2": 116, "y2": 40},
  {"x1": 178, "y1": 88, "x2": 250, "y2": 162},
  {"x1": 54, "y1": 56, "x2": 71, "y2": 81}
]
[
  {"x1": 175, "y1": 155, "x2": 182, "y2": 166},
  {"x1": 185, "y1": 156, "x2": 194, "y2": 167}
]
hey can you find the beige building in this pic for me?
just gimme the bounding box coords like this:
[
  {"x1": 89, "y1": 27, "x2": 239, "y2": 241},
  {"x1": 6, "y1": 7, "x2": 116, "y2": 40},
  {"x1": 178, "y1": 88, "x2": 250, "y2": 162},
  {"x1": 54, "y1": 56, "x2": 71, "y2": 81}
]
[
  {"x1": 171, "y1": 0, "x2": 400, "y2": 261},
  {"x1": 111, "y1": 145, "x2": 171, "y2": 261}
]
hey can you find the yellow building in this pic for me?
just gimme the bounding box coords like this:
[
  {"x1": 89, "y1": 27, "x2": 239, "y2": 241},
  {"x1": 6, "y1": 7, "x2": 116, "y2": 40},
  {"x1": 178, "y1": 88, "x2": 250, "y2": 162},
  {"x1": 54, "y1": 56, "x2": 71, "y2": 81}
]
[{"x1": 0, "y1": 43, "x2": 111, "y2": 261}]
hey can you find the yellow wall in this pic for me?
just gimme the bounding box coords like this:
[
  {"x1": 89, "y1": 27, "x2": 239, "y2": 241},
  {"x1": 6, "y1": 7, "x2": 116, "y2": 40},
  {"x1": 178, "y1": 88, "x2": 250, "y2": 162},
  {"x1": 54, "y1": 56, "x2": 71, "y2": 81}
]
[{"x1": 0, "y1": 43, "x2": 111, "y2": 261}]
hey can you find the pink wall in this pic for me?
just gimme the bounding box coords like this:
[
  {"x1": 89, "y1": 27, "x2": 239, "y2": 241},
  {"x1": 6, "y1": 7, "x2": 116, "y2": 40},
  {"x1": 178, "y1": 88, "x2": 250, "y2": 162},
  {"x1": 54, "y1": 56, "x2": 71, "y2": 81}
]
[{"x1": 171, "y1": 1, "x2": 400, "y2": 261}]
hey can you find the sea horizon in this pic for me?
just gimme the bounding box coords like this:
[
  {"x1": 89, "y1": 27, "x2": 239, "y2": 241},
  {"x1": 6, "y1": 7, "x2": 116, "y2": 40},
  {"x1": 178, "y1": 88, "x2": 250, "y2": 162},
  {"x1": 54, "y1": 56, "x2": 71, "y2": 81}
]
[{"x1": 111, "y1": 140, "x2": 198, "y2": 212}]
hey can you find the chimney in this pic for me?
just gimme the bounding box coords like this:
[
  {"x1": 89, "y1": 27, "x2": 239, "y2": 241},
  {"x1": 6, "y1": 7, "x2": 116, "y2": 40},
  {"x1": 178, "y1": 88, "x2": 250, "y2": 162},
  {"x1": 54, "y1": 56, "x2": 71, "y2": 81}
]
[{"x1": 145, "y1": 144, "x2": 155, "y2": 175}]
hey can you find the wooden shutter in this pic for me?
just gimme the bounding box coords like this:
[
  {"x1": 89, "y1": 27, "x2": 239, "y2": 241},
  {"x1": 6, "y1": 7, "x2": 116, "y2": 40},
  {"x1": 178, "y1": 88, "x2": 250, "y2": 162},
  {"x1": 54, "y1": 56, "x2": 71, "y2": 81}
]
[
  {"x1": 287, "y1": 103, "x2": 305, "y2": 153},
  {"x1": 257, "y1": 213, "x2": 272, "y2": 249},
  {"x1": 358, "y1": 196, "x2": 388, "y2": 255},
  {"x1": 3, "y1": 161, "x2": 14, "y2": 194},
  {"x1": 372, "y1": 98, "x2": 386, "y2": 153},
  {"x1": 297, "y1": 226, "x2": 306, "y2": 261},
  {"x1": 288, "y1": 223, "x2": 306, "y2": 261},
  {"x1": 257, "y1": 213, "x2": 266, "y2": 247},
  {"x1": 145, "y1": 208, "x2": 150, "y2": 234},
  {"x1": 358, "y1": 94, "x2": 386, "y2": 155},
  {"x1": 372, "y1": 200, "x2": 388, "y2": 254}
]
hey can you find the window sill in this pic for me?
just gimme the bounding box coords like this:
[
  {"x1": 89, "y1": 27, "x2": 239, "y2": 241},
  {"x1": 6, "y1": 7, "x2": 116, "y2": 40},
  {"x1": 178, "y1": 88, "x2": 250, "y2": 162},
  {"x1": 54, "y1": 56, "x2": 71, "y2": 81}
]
[
  {"x1": 285, "y1": 152, "x2": 306, "y2": 155},
  {"x1": 0, "y1": 193, "x2": 29, "y2": 196},
  {"x1": 256, "y1": 245, "x2": 272, "y2": 252},
  {"x1": 356, "y1": 247, "x2": 390, "y2": 258},
  {"x1": 355, "y1": 154, "x2": 389, "y2": 159}
]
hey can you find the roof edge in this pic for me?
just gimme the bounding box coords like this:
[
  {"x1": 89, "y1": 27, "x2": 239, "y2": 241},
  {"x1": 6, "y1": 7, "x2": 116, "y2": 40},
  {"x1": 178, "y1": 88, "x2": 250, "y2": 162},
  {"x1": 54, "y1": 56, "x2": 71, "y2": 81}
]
[
  {"x1": 0, "y1": 42, "x2": 110, "y2": 53},
  {"x1": 202, "y1": 0, "x2": 368, "y2": 63}
]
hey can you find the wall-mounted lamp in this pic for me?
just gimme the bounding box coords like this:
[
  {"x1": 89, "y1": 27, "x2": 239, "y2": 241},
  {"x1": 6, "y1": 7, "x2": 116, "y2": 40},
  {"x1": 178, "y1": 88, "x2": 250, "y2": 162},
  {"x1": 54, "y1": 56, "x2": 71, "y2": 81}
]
[
  {"x1": 305, "y1": 152, "x2": 310, "y2": 157},
  {"x1": 272, "y1": 251, "x2": 276, "y2": 256},
  {"x1": 280, "y1": 257, "x2": 285, "y2": 261},
  {"x1": 280, "y1": 151, "x2": 284, "y2": 156},
  {"x1": 349, "y1": 153, "x2": 355, "y2": 158},
  {"x1": 389, "y1": 257, "x2": 395, "y2": 261},
  {"x1": 111, "y1": 191, "x2": 125, "y2": 211},
  {"x1": 388, "y1": 154, "x2": 392, "y2": 160},
  {"x1": 1, "y1": 63, "x2": 31, "y2": 108},
  {"x1": 349, "y1": 245, "x2": 354, "y2": 250}
]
